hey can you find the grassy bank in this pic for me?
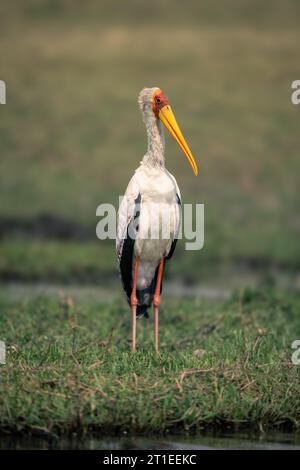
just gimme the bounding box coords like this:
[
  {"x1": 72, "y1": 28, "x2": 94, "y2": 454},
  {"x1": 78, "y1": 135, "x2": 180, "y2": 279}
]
[{"x1": 1, "y1": 287, "x2": 300, "y2": 435}]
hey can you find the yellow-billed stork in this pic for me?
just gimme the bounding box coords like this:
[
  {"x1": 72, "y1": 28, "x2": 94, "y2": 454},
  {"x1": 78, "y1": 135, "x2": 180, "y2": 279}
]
[{"x1": 116, "y1": 87, "x2": 198, "y2": 352}]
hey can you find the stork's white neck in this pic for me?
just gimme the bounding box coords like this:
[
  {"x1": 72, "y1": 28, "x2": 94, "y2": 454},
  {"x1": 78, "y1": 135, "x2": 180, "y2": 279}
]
[{"x1": 142, "y1": 115, "x2": 165, "y2": 169}]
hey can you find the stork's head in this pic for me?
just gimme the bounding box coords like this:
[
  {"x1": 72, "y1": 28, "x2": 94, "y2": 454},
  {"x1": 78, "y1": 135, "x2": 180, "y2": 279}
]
[{"x1": 138, "y1": 87, "x2": 198, "y2": 176}]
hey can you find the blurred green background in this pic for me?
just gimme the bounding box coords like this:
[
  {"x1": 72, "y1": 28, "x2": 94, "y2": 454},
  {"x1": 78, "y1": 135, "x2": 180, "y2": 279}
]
[{"x1": 0, "y1": 0, "x2": 299, "y2": 286}]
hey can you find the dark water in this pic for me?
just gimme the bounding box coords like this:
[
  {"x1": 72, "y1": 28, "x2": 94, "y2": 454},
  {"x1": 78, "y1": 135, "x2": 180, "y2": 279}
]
[{"x1": 1, "y1": 432, "x2": 300, "y2": 450}]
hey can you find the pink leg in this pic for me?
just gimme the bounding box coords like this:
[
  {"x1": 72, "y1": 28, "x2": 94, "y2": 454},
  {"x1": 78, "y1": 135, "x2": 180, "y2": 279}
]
[
  {"x1": 130, "y1": 257, "x2": 139, "y2": 352},
  {"x1": 153, "y1": 257, "x2": 165, "y2": 353}
]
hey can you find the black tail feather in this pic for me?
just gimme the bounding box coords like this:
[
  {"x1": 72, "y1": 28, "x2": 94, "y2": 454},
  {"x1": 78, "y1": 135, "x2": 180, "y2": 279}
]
[{"x1": 136, "y1": 305, "x2": 149, "y2": 319}]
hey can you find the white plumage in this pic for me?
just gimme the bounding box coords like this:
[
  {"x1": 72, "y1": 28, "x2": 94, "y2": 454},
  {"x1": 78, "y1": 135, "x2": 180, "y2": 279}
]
[{"x1": 117, "y1": 164, "x2": 181, "y2": 291}]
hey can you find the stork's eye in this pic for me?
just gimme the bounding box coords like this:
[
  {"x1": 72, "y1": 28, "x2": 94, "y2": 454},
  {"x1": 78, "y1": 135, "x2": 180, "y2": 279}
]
[{"x1": 156, "y1": 97, "x2": 161, "y2": 104}]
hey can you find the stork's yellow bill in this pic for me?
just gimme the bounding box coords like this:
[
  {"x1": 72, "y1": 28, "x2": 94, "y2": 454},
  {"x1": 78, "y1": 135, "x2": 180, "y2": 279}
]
[{"x1": 152, "y1": 89, "x2": 198, "y2": 176}]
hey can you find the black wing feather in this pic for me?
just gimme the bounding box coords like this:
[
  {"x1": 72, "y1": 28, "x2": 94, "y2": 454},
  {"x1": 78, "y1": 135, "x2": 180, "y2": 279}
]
[
  {"x1": 166, "y1": 193, "x2": 181, "y2": 260},
  {"x1": 119, "y1": 194, "x2": 140, "y2": 303}
]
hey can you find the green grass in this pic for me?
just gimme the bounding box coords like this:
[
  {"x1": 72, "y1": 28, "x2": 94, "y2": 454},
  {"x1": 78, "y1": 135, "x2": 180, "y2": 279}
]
[
  {"x1": 0, "y1": 239, "x2": 115, "y2": 283},
  {"x1": 0, "y1": 0, "x2": 300, "y2": 281},
  {"x1": 1, "y1": 287, "x2": 300, "y2": 435}
]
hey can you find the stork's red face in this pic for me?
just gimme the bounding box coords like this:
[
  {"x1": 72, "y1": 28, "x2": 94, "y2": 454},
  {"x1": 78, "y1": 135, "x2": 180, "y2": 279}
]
[
  {"x1": 152, "y1": 90, "x2": 170, "y2": 117},
  {"x1": 152, "y1": 88, "x2": 198, "y2": 176}
]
